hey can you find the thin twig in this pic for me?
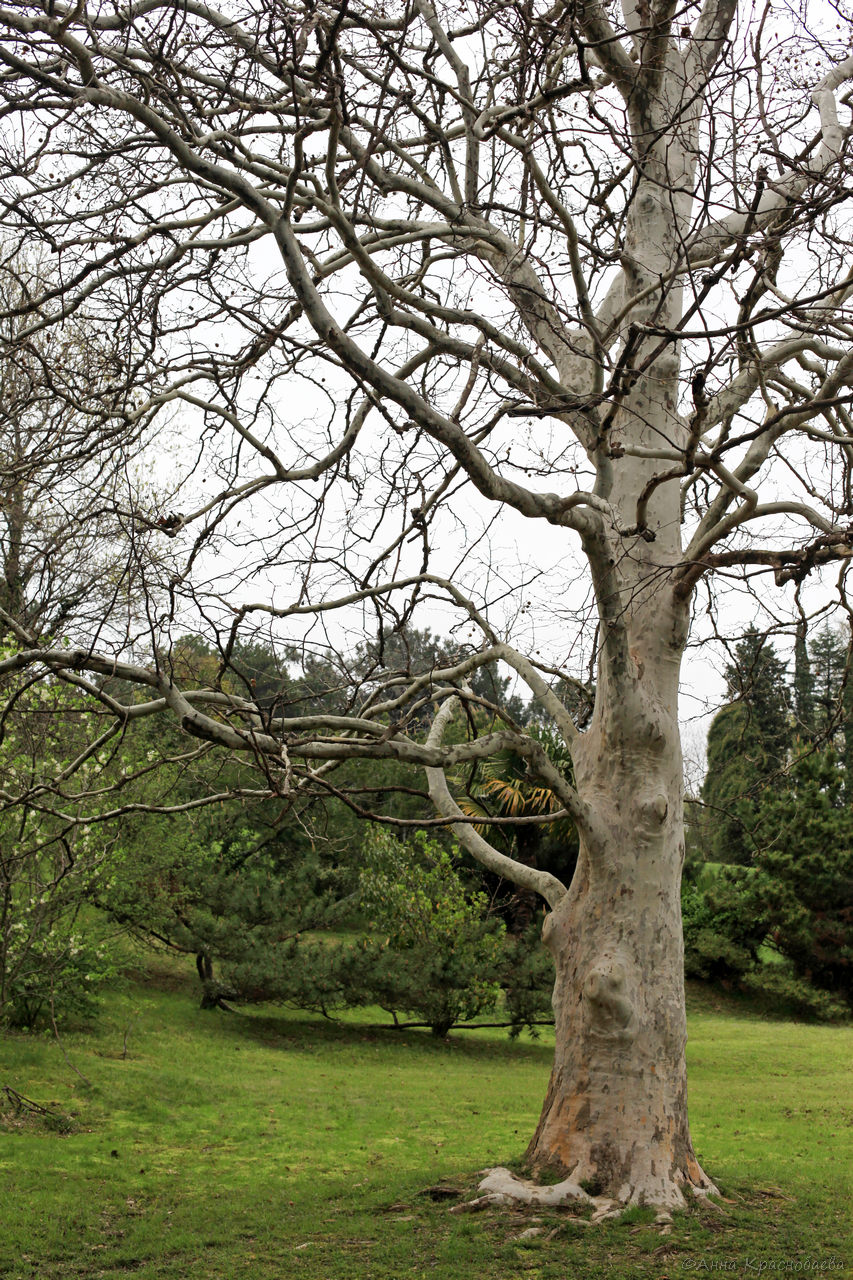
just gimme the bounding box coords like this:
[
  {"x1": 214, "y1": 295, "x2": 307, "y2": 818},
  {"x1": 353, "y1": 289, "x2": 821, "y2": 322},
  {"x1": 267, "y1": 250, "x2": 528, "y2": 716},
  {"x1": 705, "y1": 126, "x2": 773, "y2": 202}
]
[{"x1": 49, "y1": 991, "x2": 93, "y2": 1088}]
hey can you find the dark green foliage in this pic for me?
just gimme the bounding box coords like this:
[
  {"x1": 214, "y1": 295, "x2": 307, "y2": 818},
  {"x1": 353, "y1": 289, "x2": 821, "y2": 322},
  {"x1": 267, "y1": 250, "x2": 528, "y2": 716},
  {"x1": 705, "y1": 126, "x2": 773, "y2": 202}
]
[
  {"x1": 697, "y1": 632, "x2": 791, "y2": 867},
  {"x1": 685, "y1": 745, "x2": 853, "y2": 1020},
  {"x1": 741, "y1": 964, "x2": 850, "y2": 1021},
  {"x1": 749, "y1": 746, "x2": 853, "y2": 1006},
  {"x1": 722, "y1": 630, "x2": 791, "y2": 756},
  {"x1": 92, "y1": 635, "x2": 556, "y2": 1032},
  {"x1": 806, "y1": 626, "x2": 853, "y2": 792},
  {"x1": 186, "y1": 828, "x2": 556, "y2": 1038},
  {"x1": 808, "y1": 626, "x2": 848, "y2": 740},
  {"x1": 681, "y1": 871, "x2": 764, "y2": 985},
  {"x1": 256, "y1": 830, "x2": 512, "y2": 1035},
  {"x1": 0, "y1": 633, "x2": 560, "y2": 1037},
  {"x1": 682, "y1": 874, "x2": 850, "y2": 1021},
  {"x1": 354, "y1": 829, "x2": 507, "y2": 1035},
  {"x1": 697, "y1": 703, "x2": 767, "y2": 866},
  {"x1": 98, "y1": 787, "x2": 349, "y2": 1007},
  {"x1": 89, "y1": 659, "x2": 354, "y2": 1007},
  {"x1": 688, "y1": 625, "x2": 853, "y2": 1019},
  {"x1": 501, "y1": 921, "x2": 555, "y2": 1035}
]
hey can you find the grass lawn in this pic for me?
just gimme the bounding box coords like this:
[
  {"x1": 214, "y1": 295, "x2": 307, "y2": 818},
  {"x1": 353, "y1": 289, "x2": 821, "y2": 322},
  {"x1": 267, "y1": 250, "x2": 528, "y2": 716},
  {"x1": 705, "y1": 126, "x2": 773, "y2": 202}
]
[{"x1": 1, "y1": 960, "x2": 850, "y2": 1279}]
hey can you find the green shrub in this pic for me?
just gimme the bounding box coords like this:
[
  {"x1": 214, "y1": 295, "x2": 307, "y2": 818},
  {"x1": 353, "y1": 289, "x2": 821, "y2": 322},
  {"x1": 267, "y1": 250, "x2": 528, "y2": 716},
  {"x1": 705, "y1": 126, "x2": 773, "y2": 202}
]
[
  {"x1": 354, "y1": 829, "x2": 506, "y2": 1035},
  {"x1": 500, "y1": 921, "x2": 555, "y2": 1036},
  {"x1": 681, "y1": 874, "x2": 762, "y2": 984},
  {"x1": 2, "y1": 916, "x2": 118, "y2": 1030}
]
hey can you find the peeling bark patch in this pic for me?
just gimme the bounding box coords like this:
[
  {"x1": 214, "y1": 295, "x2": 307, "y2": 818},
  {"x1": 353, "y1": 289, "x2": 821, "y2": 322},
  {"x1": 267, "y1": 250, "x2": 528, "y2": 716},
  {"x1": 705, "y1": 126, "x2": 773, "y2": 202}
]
[
  {"x1": 590, "y1": 1140, "x2": 635, "y2": 1196},
  {"x1": 575, "y1": 1099, "x2": 591, "y2": 1132}
]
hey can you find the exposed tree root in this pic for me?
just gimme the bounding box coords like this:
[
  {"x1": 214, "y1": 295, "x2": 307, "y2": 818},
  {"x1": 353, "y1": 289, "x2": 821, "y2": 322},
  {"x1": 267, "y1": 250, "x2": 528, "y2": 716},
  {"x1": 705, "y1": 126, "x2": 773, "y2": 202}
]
[
  {"x1": 451, "y1": 1166, "x2": 710, "y2": 1219},
  {"x1": 450, "y1": 1167, "x2": 600, "y2": 1215}
]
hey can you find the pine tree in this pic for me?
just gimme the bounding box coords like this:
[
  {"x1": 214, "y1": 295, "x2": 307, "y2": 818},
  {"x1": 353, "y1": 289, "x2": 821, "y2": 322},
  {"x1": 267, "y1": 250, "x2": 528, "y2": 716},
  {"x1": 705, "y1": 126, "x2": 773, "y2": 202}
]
[
  {"x1": 793, "y1": 622, "x2": 815, "y2": 738},
  {"x1": 810, "y1": 626, "x2": 847, "y2": 740},
  {"x1": 699, "y1": 632, "x2": 791, "y2": 866},
  {"x1": 748, "y1": 746, "x2": 853, "y2": 1010}
]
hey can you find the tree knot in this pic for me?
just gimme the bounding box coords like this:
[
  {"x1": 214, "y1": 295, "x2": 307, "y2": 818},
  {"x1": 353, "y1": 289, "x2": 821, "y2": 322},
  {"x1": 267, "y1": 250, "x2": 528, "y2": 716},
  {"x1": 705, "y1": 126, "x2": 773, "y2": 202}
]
[{"x1": 583, "y1": 958, "x2": 637, "y2": 1041}]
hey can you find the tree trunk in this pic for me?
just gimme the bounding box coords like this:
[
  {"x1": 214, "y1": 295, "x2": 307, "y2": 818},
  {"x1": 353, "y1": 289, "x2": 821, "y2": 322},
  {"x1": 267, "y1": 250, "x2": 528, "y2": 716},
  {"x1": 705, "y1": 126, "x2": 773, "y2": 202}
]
[
  {"x1": 516, "y1": 58, "x2": 718, "y2": 1208},
  {"x1": 526, "y1": 626, "x2": 716, "y2": 1208},
  {"x1": 197, "y1": 952, "x2": 222, "y2": 1010}
]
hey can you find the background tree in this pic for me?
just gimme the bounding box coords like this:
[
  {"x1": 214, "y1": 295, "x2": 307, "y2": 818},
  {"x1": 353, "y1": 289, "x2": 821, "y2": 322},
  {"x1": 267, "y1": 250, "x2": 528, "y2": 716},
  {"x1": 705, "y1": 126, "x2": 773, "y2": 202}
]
[
  {"x1": 685, "y1": 624, "x2": 853, "y2": 1018},
  {"x1": 749, "y1": 745, "x2": 853, "y2": 1011},
  {"x1": 793, "y1": 622, "x2": 815, "y2": 739},
  {"x1": 1, "y1": 0, "x2": 853, "y2": 1211},
  {"x1": 95, "y1": 733, "x2": 344, "y2": 1010},
  {"x1": 684, "y1": 743, "x2": 853, "y2": 1020},
  {"x1": 697, "y1": 631, "x2": 791, "y2": 866},
  {"x1": 0, "y1": 252, "x2": 173, "y2": 1027},
  {"x1": 0, "y1": 255, "x2": 170, "y2": 643},
  {"x1": 95, "y1": 636, "x2": 555, "y2": 1027},
  {"x1": 807, "y1": 626, "x2": 853, "y2": 794},
  {"x1": 0, "y1": 677, "x2": 122, "y2": 1029},
  {"x1": 352, "y1": 828, "x2": 507, "y2": 1038}
]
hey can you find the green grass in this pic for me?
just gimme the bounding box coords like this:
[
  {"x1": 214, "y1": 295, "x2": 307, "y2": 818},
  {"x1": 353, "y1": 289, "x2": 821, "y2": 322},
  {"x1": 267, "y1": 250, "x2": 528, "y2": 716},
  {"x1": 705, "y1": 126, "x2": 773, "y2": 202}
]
[{"x1": 1, "y1": 959, "x2": 851, "y2": 1279}]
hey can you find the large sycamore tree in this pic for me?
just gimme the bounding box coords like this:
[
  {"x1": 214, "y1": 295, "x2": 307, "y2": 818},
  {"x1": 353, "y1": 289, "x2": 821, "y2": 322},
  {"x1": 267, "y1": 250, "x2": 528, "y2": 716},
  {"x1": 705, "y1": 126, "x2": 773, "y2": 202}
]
[{"x1": 1, "y1": 0, "x2": 852, "y2": 1210}]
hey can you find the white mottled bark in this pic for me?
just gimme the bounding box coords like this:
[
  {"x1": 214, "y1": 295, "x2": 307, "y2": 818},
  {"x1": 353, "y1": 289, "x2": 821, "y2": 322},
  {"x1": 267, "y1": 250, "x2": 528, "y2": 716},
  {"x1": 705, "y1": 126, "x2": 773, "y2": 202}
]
[
  {"x1": 526, "y1": 619, "x2": 716, "y2": 1207},
  {"x1": 518, "y1": 45, "x2": 717, "y2": 1207}
]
